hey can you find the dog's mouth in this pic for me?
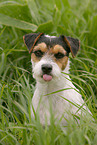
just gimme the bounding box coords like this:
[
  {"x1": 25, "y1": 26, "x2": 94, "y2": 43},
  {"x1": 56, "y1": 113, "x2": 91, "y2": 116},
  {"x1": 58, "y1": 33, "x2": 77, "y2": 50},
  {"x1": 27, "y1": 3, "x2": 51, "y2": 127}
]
[{"x1": 42, "y1": 74, "x2": 53, "y2": 82}]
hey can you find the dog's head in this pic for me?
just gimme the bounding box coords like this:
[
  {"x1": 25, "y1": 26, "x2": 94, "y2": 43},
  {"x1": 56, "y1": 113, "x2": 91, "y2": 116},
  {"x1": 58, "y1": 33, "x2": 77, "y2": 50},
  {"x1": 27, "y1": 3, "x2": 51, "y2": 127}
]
[{"x1": 23, "y1": 33, "x2": 80, "y2": 83}]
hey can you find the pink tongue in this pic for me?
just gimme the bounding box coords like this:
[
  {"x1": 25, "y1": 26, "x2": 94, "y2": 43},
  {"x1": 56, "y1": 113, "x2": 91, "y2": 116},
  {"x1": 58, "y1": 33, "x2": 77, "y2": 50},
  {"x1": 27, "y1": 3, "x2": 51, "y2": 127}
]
[{"x1": 43, "y1": 74, "x2": 52, "y2": 81}]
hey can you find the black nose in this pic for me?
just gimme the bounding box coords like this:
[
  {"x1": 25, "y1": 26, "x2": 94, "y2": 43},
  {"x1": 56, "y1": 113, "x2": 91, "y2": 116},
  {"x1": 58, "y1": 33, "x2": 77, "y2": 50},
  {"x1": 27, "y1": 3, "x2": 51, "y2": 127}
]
[{"x1": 42, "y1": 64, "x2": 52, "y2": 74}]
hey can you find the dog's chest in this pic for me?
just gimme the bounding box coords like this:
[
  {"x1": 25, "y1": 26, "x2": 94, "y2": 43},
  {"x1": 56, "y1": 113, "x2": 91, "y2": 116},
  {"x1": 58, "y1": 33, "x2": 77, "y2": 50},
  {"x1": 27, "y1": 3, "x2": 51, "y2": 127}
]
[
  {"x1": 32, "y1": 88, "x2": 67, "y2": 125},
  {"x1": 32, "y1": 80, "x2": 74, "y2": 124},
  {"x1": 31, "y1": 74, "x2": 86, "y2": 125},
  {"x1": 32, "y1": 82, "x2": 66, "y2": 110}
]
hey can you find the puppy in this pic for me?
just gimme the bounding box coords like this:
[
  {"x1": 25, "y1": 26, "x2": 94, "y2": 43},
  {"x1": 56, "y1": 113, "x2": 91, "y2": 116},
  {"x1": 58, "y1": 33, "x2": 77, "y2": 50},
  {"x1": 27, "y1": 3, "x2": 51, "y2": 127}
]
[{"x1": 23, "y1": 33, "x2": 88, "y2": 125}]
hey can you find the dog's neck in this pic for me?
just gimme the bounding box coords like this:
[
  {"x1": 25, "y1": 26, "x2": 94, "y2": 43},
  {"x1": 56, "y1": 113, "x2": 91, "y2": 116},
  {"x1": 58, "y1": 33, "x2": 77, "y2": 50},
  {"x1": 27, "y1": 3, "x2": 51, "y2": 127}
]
[{"x1": 35, "y1": 61, "x2": 71, "y2": 96}]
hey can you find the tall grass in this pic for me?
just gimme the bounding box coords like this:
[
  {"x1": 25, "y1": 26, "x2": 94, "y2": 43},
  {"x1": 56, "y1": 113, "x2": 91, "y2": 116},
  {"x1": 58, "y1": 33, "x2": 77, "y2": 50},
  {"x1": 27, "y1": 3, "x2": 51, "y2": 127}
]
[{"x1": 0, "y1": 0, "x2": 97, "y2": 144}]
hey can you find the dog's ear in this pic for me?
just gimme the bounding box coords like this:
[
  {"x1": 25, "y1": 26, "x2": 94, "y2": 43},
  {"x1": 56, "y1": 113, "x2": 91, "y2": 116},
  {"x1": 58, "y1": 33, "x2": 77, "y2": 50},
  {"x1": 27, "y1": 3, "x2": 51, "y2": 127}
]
[
  {"x1": 23, "y1": 33, "x2": 43, "y2": 53},
  {"x1": 63, "y1": 36, "x2": 80, "y2": 58}
]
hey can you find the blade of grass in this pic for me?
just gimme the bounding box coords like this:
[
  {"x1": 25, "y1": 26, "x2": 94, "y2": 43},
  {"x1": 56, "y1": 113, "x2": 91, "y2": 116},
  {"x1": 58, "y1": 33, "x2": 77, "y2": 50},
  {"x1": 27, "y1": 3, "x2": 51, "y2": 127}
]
[{"x1": 0, "y1": 13, "x2": 37, "y2": 31}]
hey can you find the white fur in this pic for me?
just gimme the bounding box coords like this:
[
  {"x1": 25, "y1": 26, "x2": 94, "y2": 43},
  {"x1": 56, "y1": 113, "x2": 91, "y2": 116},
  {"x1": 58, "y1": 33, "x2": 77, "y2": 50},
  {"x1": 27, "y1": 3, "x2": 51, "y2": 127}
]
[
  {"x1": 31, "y1": 55, "x2": 89, "y2": 125},
  {"x1": 45, "y1": 35, "x2": 57, "y2": 38}
]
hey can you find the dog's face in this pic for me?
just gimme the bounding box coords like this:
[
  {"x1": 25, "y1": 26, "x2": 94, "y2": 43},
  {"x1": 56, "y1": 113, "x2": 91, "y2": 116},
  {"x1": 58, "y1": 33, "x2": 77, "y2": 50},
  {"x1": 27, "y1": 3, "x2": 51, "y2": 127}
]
[{"x1": 23, "y1": 33, "x2": 80, "y2": 83}]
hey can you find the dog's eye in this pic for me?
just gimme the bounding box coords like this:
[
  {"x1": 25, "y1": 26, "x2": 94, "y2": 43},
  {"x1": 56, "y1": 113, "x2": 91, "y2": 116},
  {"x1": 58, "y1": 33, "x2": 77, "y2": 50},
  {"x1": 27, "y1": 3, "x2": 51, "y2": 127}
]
[
  {"x1": 54, "y1": 52, "x2": 65, "y2": 59},
  {"x1": 34, "y1": 50, "x2": 44, "y2": 57}
]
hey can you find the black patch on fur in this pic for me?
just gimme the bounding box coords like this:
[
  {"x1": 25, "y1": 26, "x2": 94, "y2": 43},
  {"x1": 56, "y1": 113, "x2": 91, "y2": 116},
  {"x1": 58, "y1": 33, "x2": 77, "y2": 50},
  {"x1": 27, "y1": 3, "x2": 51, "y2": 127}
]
[
  {"x1": 23, "y1": 33, "x2": 80, "y2": 57},
  {"x1": 65, "y1": 36, "x2": 80, "y2": 57},
  {"x1": 35, "y1": 35, "x2": 70, "y2": 53},
  {"x1": 23, "y1": 33, "x2": 43, "y2": 52}
]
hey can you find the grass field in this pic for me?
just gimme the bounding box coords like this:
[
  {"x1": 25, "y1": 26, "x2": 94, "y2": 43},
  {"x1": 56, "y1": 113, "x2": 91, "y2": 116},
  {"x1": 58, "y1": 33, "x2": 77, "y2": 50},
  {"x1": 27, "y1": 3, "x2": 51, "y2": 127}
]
[{"x1": 0, "y1": 0, "x2": 97, "y2": 144}]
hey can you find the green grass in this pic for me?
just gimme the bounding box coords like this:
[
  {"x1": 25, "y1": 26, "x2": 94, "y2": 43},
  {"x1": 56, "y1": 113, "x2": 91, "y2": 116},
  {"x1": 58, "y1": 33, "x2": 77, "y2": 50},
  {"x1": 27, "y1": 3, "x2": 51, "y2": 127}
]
[{"x1": 0, "y1": 0, "x2": 97, "y2": 144}]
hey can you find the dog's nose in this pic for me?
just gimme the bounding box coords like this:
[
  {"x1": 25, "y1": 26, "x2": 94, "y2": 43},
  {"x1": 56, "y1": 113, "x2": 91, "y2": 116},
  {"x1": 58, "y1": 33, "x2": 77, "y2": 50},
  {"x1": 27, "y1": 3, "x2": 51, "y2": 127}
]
[{"x1": 42, "y1": 64, "x2": 52, "y2": 74}]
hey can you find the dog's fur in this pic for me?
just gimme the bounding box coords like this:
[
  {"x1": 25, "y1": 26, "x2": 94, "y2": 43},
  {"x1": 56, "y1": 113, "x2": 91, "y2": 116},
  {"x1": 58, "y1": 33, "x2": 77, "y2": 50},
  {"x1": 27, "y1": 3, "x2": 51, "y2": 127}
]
[{"x1": 23, "y1": 33, "x2": 88, "y2": 125}]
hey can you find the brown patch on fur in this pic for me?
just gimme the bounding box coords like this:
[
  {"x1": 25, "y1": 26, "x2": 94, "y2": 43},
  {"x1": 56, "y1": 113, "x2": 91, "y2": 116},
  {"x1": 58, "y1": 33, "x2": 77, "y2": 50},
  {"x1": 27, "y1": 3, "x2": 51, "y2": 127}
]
[
  {"x1": 55, "y1": 56, "x2": 68, "y2": 70},
  {"x1": 31, "y1": 43, "x2": 69, "y2": 70},
  {"x1": 31, "y1": 53, "x2": 40, "y2": 62},
  {"x1": 31, "y1": 43, "x2": 48, "y2": 62},
  {"x1": 50, "y1": 45, "x2": 67, "y2": 55},
  {"x1": 33, "y1": 43, "x2": 47, "y2": 52},
  {"x1": 49, "y1": 45, "x2": 68, "y2": 70}
]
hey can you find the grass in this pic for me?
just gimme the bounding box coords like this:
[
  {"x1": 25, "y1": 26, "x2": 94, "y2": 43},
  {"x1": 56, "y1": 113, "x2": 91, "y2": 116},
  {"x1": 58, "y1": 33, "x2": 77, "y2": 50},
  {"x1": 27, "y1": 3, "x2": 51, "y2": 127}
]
[{"x1": 0, "y1": 0, "x2": 97, "y2": 144}]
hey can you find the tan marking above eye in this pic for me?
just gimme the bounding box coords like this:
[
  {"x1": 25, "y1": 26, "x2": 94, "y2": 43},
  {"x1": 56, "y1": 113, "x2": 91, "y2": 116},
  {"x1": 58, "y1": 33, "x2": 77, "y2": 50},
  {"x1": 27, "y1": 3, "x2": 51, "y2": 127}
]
[
  {"x1": 31, "y1": 43, "x2": 69, "y2": 70},
  {"x1": 33, "y1": 42, "x2": 47, "y2": 53},
  {"x1": 52, "y1": 45, "x2": 67, "y2": 55},
  {"x1": 31, "y1": 43, "x2": 47, "y2": 62},
  {"x1": 31, "y1": 53, "x2": 40, "y2": 62}
]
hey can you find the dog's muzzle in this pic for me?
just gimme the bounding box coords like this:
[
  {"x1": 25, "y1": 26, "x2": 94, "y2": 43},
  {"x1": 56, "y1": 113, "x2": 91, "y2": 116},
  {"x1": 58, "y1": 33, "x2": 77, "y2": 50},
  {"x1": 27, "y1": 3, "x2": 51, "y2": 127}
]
[{"x1": 41, "y1": 64, "x2": 53, "y2": 81}]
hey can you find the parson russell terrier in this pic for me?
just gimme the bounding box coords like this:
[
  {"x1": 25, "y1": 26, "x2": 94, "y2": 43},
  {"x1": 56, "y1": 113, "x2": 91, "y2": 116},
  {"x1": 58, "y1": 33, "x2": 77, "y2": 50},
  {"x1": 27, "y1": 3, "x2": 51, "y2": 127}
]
[{"x1": 23, "y1": 33, "x2": 90, "y2": 125}]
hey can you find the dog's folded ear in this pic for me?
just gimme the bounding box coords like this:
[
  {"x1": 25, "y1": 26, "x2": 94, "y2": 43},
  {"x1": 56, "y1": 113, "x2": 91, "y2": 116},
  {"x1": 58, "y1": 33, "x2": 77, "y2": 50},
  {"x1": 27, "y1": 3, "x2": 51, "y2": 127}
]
[
  {"x1": 23, "y1": 33, "x2": 43, "y2": 53},
  {"x1": 63, "y1": 36, "x2": 80, "y2": 58}
]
